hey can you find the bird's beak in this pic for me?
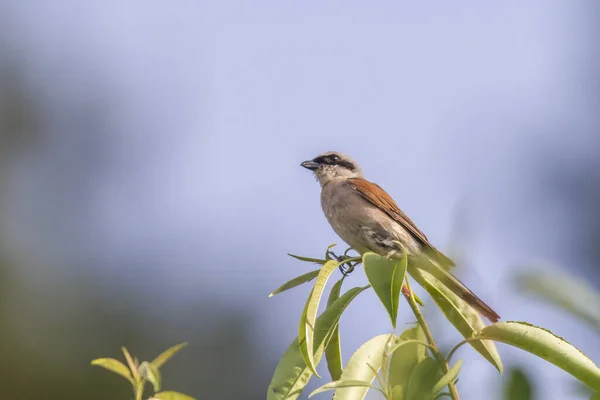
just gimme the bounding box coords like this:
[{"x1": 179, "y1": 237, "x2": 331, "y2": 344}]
[{"x1": 301, "y1": 160, "x2": 320, "y2": 170}]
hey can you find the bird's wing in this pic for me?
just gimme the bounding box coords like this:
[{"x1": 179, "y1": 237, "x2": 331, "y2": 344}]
[{"x1": 347, "y1": 177, "x2": 454, "y2": 267}]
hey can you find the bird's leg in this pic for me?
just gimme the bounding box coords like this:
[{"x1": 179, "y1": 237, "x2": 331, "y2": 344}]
[
  {"x1": 326, "y1": 250, "x2": 341, "y2": 261},
  {"x1": 327, "y1": 250, "x2": 356, "y2": 275},
  {"x1": 339, "y1": 262, "x2": 357, "y2": 276}
]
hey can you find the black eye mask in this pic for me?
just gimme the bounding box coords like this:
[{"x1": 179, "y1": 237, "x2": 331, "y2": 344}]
[{"x1": 313, "y1": 155, "x2": 356, "y2": 171}]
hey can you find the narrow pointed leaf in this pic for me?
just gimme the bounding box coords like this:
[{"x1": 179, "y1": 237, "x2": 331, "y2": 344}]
[
  {"x1": 268, "y1": 285, "x2": 369, "y2": 400},
  {"x1": 325, "y1": 278, "x2": 344, "y2": 381},
  {"x1": 363, "y1": 252, "x2": 406, "y2": 329},
  {"x1": 325, "y1": 244, "x2": 338, "y2": 260},
  {"x1": 389, "y1": 326, "x2": 428, "y2": 397},
  {"x1": 410, "y1": 266, "x2": 502, "y2": 373},
  {"x1": 479, "y1": 322, "x2": 600, "y2": 392},
  {"x1": 405, "y1": 357, "x2": 441, "y2": 400},
  {"x1": 309, "y1": 380, "x2": 385, "y2": 398},
  {"x1": 270, "y1": 270, "x2": 321, "y2": 298},
  {"x1": 591, "y1": 394, "x2": 600, "y2": 400},
  {"x1": 151, "y1": 342, "x2": 188, "y2": 369},
  {"x1": 91, "y1": 358, "x2": 134, "y2": 384},
  {"x1": 432, "y1": 360, "x2": 463, "y2": 394},
  {"x1": 153, "y1": 391, "x2": 196, "y2": 400},
  {"x1": 299, "y1": 260, "x2": 342, "y2": 377},
  {"x1": 298, "y1": 287, "x2": 315, "y2": 377},
  {"x1": 121, "y1": 347, "x2": 139, "y2": 380},
  {"x1": 288, "y1": 253, "x2": 328, "y2": 265},
  {"x1": 333, "y1": 334, "x2": 394, "y2": 400},
  {"x1": 140, "y1": 361, "x2": 162, "y2": 392}
]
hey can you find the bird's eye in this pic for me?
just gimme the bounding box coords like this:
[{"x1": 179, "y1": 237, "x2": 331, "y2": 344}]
[{"x1": 329, "y1": 155, "x2": 341, "y2": 163}]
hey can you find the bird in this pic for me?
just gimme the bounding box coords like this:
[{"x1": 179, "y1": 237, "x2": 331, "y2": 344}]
[{"x1": 300, "y1": 151, "x2": 500, "y2": 322}]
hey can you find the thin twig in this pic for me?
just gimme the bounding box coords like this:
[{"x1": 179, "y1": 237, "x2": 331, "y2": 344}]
[{"x1": 404, "y1": 277, "x2": 460, "y2": 400}]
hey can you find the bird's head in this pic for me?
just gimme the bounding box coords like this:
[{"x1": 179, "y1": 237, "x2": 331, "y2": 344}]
[{"x1": 301, "y1": 151, "x2": 364, "y2": 186}]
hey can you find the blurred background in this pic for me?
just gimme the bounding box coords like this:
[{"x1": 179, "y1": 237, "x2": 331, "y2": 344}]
[{"x1": 1, "y1": 1, "x2": 599, "y2": 399}]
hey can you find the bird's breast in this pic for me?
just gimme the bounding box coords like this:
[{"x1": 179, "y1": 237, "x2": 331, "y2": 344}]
[
  {"x1": 320, "y1": 180, "x2": 421, "y2": 255},
  {"x1": 320, "y1": 181, "x2": 372, "y2": 251}
]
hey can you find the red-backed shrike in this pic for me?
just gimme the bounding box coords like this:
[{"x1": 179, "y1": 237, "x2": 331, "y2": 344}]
[{"x1": 301, "y1": 151, "x2": 499, "y2": 322}]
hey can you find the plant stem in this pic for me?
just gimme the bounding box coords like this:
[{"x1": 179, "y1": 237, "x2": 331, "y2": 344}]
[
  {"x1": 135, "y1": 380, "x2": 145, "y2": 400},
  {"x1": 404, "y1": 277, "x2": 460, "y2": 400},
  {"x1": 447, "y1": 336, "x2": 495, "y2": 363}
]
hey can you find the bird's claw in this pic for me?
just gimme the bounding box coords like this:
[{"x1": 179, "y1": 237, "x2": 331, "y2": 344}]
[
  {"x1": 328, "y1": 251, "x2": 355, "y2": 276},
  {"x1": 339, "y1": 262, "x2": 355, "y2": 276}
]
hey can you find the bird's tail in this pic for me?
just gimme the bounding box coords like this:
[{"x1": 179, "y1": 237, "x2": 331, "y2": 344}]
[{"x1": 410, "y1": 255, "x2": 500, "y2": 323}]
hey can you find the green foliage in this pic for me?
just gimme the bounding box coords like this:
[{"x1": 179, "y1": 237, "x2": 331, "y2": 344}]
[
  {"x1": 432, "y1": 360, "x2": 462, "y2": 395},
  {"x1": 405, "y1": 357, "x2": 441, "y2": 400},
  {"x1": 363, "y1": 251, "x2": 407, "y2": 329},
  {"x1": 387, "y1": 326, "x2": 429, "y2": 397},
  {"x1": 328, "y1": 333, "x2": 393, "y2": 399},
  {"x1": 269, "y1": 270, "x2": 321, "y2": 298},
  {"x1": 91, "y1": 358, "x2": 134, "y2": 384},
  {"x1": 287, "y1": 253, "x2": 328, "y2": 265},
  {"x1": 503, "y1": 367, "x2": 533, "y2": 400},
  {"x1": 298, "y1": 259, "x2": 346, "y2": 376},
  {"x1": 324, "y1": 278, "x2": 345, "y2": 381},
  {"x1": 140, "y1": 361, "x2": 162, "y2": 392},
  {"x1": 91, "y1": 343, "x2": 193, "y2": 400},
  {"x1": 151, "y1": 343, "x2": 188, "y2": 369},
  {"x1": 411, "y1": 266, "x2": 503, "y2": 372},
  {"x1": 269, "y1": 249, "x2": 600, "y2": 399},
  {"x1": 267, "y1": 285, "x2": 369, "y2": 400},
  {"x1": 477, "y1": 322, "x2": 600, "y2": 392},
  {"x1": 152, "y1": 391, "x2": 196, "y2": 400},
  {"x1": 309, "y1": 380, "x2": 384, "y2": 398}
]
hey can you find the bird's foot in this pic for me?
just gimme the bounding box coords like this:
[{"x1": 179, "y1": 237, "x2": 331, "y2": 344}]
[
  {"x1": 327, "y1": 250, "x2": 356, "y2": 276},
  {"x1": 339, "y1": 262, "x2": 356, "y2": 276}
]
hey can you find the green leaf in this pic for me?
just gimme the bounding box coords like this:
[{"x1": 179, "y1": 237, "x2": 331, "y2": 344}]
[
  {"x1": 91, "y1": 358, "x2": 134, "y2": 384},
  {"x1": 309, "y1": 380, "x2": 385, "y2": 398},
  {"x1": 324, "y1": 278, "x2": 344, "y2": 381},
  {"x1": 121, "y1": 347, "x2": 140, "y2": 380},
  {"x1": 298, "y1": 260, "x2": 342, "y2": 377},
  {"x1": 267, "y1": 285, "x2": 369, "y2": 400},
  {"x1": 392, "y1": 250, "x2": 408, "y2": 322},
  {"x1": 288, "y1": 253, "x2": 328, "y2": 265},
  {"x1": 517, "y1": 270, "x2": 600, "y2": 332},
  {"x1": 432, "y1": 360, "x2": 462, "y2": 395},
  {"x1": 410, "y1": 266, "x2": 503, "y2": 373},
  {"x1": 479, "y1": 321, "x2": 600, "y2": 392},
  {"x1": 389, "y1": 326, "x2": 428, "y2": 398},
  {"x1": 153, "y1": 391, "x2": 196, "y2": 400},
  {"x1": 405, "y1": 357, "x2": 442, "y2": 400},
  {"x1": 379, "y1": 334, "x2": 397, "y2": 388},
  {"x1": 151, "y1": 342, "x2": 188, "y2": 369},
  {"x1": 140, "y1": 361, "x2": 162, "y2": 392},
  {"x1": 332, "y1": 334, "x2": 394, "y2": 400},
  {"x1": 503, "y1": 367, "x2": 533, "y2": 400},
  {"x1": 325, "y1": 244, "x2": 338, "y2": 260},
  {"x1": 363, "y1": 252, "x2": 406, "y2": 329},
  {"x1": 591, "y1": 393, "x2": 600, "y2": 400},
  {"x1": 270, "y1": 270, "x2": 321, "y2": 298}
]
